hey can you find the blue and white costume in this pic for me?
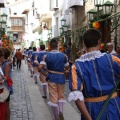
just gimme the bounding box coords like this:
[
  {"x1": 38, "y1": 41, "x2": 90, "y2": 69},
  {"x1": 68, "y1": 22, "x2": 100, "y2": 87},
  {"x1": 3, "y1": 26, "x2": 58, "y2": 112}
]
[{"x1": 68, "y1": 50, "x2": 120, "y2": 120}]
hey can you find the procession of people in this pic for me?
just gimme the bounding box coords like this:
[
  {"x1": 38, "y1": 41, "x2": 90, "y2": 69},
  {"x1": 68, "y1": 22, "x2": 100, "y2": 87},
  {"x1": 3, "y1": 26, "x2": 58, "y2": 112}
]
[{"x1": 0, "y1": 28, "x2": 120, "y2": 120}]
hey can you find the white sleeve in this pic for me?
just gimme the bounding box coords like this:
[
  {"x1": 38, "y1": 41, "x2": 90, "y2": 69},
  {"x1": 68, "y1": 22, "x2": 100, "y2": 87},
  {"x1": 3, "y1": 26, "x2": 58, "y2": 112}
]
[
  {"x1": 64, "y1": 62, "x2": 69, "y2": 67},
  {"x1": 68, "y1": 91, "x2": 84, "y2": 102},
  {"x1": 40, "y1": 61, "x2": 46, "y2": 65},
  {"x1": 0, "y1": 67, "x2": 4, "y2": 76}
]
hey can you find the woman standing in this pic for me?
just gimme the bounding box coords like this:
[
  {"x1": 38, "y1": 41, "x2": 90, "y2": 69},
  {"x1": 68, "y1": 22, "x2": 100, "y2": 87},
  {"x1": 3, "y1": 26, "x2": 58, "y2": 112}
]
[
  {"x1": 1, "y1": 48, "x2": 13, "y2": 120},
  {"x1": 0, "y1": 48, "x2": 7, "y2": 120}
]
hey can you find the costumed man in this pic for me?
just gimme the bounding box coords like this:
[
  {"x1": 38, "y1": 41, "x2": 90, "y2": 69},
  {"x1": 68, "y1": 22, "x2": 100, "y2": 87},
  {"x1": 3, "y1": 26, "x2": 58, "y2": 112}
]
[
  {"x1": 39, "y1": 39, "x2": 69, "y2": 120},
  {"x1": 27, "y1": 47, "x2": 33, "y2": 77},
  {"x1": 68, "y1": 28, "x2": 120, "y2": 120},
  {"x1": 38, "y1": 44, "x2": 47, "y2": 99},
  {"x1": 31, "y1": 47, "x2": 39, "y2": 84}
]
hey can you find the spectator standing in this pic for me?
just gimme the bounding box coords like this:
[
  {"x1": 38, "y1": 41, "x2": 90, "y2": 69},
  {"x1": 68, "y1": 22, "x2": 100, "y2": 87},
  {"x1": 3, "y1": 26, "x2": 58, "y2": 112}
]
[
  {"x1": 113, "y1": 44, "x2": 120, "y2": 58},
  {"x1": 15, "y1": 49, "x2": 22, "y2": 69},
  {"x1": 1, "y1": 48, "x2": 14, "y2": 120},
  {"x1": 0, "y1": 49, "x2": 7, "y2": 120},
  {"x1": 106, "y1": 42, "x2": 116, "y2": 54}
]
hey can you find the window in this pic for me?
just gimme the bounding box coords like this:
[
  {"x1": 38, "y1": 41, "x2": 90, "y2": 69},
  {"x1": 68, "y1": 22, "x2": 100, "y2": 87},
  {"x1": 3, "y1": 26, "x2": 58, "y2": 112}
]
[
  {"x1": 14, "y1": 13, "x2": 17, "y2": 15},
  {"x1": 11, "y1": 18, "x2": 23, "y2": 26}
]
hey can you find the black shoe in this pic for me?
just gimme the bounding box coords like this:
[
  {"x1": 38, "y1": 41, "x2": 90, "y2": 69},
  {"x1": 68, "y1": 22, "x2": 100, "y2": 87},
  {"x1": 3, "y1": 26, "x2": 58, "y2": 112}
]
[
  {"x1": 30, "y1": 75, "x2": 33, "y2": 77},
  {"x1": 59, "y1": 112, "x2": 64, "y2": 120},
  {"x1": 42, "y1": 96, "x2": 47, "y2": 99},
  {"x1": 35, "y1": 82, "x2": 37, "y2": 84}
]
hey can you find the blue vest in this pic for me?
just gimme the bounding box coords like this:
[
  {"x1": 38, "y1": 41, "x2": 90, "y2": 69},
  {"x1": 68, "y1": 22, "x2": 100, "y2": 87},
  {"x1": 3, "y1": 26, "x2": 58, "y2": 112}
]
[{"x1": 2, "y1": 61, "x2": 14, "y2": 94}]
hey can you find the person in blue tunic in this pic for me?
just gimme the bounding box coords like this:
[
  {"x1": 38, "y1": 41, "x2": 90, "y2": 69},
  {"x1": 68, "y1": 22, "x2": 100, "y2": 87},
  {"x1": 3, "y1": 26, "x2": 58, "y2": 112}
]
[
  {"x1": 68, "y1": 28, "x2": 120, "y2": 120},
  {"x1": 27, "y1": 47, "x2": 33, "y2": 77},
  {"x1": 31, "y1": 47, "x2": 38, "y2": 84},
  {"x1": 38, "y1": 44, "x2": 47, "y2": 99},
  {"x1": 39, "y1": 39, "x2": 69, "y2": 120}
]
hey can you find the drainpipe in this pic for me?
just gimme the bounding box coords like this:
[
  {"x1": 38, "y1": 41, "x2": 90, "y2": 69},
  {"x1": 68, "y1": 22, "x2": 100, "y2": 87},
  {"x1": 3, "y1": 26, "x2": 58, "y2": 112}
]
[{"x1": 114, "y1": 0, "x2": 117, "y2": 50}]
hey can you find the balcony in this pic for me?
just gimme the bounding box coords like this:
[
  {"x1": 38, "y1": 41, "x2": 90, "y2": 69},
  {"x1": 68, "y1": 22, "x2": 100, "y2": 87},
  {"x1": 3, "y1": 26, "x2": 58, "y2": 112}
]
[
  {"x1": 68, "y1": 0, "x2": 83, "y2": 8},
  {"x1": 40, "y1": 13, "x2": 52, "y2": 23},
  {"x1": 50, "y1": 0, "x2": 59, "y2": 11},
  {"x1": 11, "y1": 26, "x2": 24, "y2": 32}
]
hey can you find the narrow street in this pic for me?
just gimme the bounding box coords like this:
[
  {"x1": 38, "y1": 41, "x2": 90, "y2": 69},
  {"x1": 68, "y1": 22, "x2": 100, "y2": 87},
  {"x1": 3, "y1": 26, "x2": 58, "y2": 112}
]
[{"x1": 10, "y1": 61, "x2": 81, "y2": 120}]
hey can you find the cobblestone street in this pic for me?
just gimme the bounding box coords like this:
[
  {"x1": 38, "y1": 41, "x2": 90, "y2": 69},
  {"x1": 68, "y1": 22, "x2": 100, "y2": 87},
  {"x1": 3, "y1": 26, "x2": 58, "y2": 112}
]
[
  {"x1": 10, "y1": 68, "x2": 34, "y2": 120},
  {"x1": 10, "y1": 61, "x2": 80, "y2": 120}
]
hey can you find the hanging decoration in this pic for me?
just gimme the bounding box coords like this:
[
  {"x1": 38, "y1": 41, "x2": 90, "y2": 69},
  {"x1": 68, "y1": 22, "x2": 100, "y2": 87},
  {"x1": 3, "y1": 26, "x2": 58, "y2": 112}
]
[
  {"x1": 100, "y1": 43, "x2": 105, "y2": 50},
  {"x1": 92, "y1": 22, "x2": 100, "y2": 29},
  {"x1": 1, "y1": 34, "x2": 13, "y2": 49}
]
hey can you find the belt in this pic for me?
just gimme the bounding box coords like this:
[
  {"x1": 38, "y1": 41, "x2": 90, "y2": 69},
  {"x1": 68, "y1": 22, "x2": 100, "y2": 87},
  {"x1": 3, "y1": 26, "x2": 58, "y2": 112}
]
[
  {"x1": 48, "y1": 70, "x2": 64, "y2": 75},
  {"x1": 85, "y1": 92, "x2": 118, "y2": 102}
]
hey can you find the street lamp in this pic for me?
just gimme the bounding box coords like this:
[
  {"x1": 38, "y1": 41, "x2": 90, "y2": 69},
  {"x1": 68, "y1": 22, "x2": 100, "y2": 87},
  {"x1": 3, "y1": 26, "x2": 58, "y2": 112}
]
[
  {"x1": 88, "y1": 0, "x2": 114, "y2": 21},
  {"x1": 62, "y1": 24, "x2": 69, "y2": 32},
  {"x1": 7, "y1": 26, "x2": 11, "y2": 32},
  {"x1": 61, "y1": 18, "x2": 66, "y2": 26},
  {"x1": 7, "y1": 31, "x2": 11, "y2": 37},
  {"x1": 59, "y1": 27, "x2": 64, "y2": 34},
  {"x1": 102, "y1": 1, "x2": 114, "y2": 16},
  {"x1": 0, "y1": 20, "x2": 6, "y2": 29},
  {"x1": 87, "y1": 9, "x2": 97, "y2": 21},
  {"x1": 1, "y1": 13, "x2": 8, "y2": 22}
]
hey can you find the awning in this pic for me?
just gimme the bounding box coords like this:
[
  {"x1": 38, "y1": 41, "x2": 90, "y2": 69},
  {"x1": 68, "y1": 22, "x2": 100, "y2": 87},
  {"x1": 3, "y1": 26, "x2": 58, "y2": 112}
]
[
  {"x1": 22, "y1": 9, "x2": 29, "y2": 14},
  {"x1": 67, "y1": 0, "x2": 83, "y2": 8}
]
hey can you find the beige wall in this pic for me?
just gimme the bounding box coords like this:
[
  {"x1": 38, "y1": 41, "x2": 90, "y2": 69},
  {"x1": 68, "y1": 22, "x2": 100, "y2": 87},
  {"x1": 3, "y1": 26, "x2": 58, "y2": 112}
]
[{"x1": 72, "y1": 6, "x2": 85, "y2": 31}]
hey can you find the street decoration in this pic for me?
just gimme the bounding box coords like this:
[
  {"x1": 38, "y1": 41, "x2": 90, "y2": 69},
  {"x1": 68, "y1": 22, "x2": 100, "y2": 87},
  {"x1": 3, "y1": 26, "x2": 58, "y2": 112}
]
[
  {"x1": 100, "y1": 43, "x2": 105, "y2": 50},
  {"x1": 93, "y1": 22, "x2": 100, "y2": 29},
  {"x1": 1, "y1": 34, "x2": 14, "y2": 49}
]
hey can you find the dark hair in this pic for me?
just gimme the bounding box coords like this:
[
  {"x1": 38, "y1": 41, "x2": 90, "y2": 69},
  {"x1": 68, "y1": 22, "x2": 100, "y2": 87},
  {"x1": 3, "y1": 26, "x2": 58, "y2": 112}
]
[
  {"x1": 2, "y1": 48, "x2": 10, "y2": 59},
  {"x1": 83, "y1": 28, "x2": 102, "y2": 48},
  {"x1": 33, "y1": 47, "x2": 37, "y2": 51},
  {"x1": 29, "y1": 47, "x2": 32, "y2": 49},
  {"x1": 50, "y1": 39, "x2": 58, "y2": 49},
  {"x1": 40, "y1": 44, "x2": 45, "y2": 50}
]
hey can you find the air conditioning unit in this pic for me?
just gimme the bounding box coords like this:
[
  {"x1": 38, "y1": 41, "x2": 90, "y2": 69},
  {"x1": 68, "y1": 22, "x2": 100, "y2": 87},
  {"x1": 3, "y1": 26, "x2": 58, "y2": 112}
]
[{"x1": 50, "y1": 0, "x2": 59, "y2": 11}]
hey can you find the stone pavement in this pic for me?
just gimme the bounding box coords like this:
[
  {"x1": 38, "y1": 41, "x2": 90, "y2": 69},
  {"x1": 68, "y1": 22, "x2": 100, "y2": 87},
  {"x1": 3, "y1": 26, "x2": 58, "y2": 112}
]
[
  {"x1": 10, "y1": 67, "x2": 34, "y2": 120},
  {"x1": 10, "y1": 61, "x2": 81, "y2": 120}
]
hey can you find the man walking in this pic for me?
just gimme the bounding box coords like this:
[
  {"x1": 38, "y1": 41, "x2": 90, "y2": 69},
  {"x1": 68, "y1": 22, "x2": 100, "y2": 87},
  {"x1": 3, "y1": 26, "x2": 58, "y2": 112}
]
[
  {"x1": 39, "y1": 39, "x2": 69, "y2": 120},
  {"x1": 68, "y1": 29, "x2": 120, "y2": 120},
  {"x1": 15, "y1": 49, "x2": 22, "y2": 69}
]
